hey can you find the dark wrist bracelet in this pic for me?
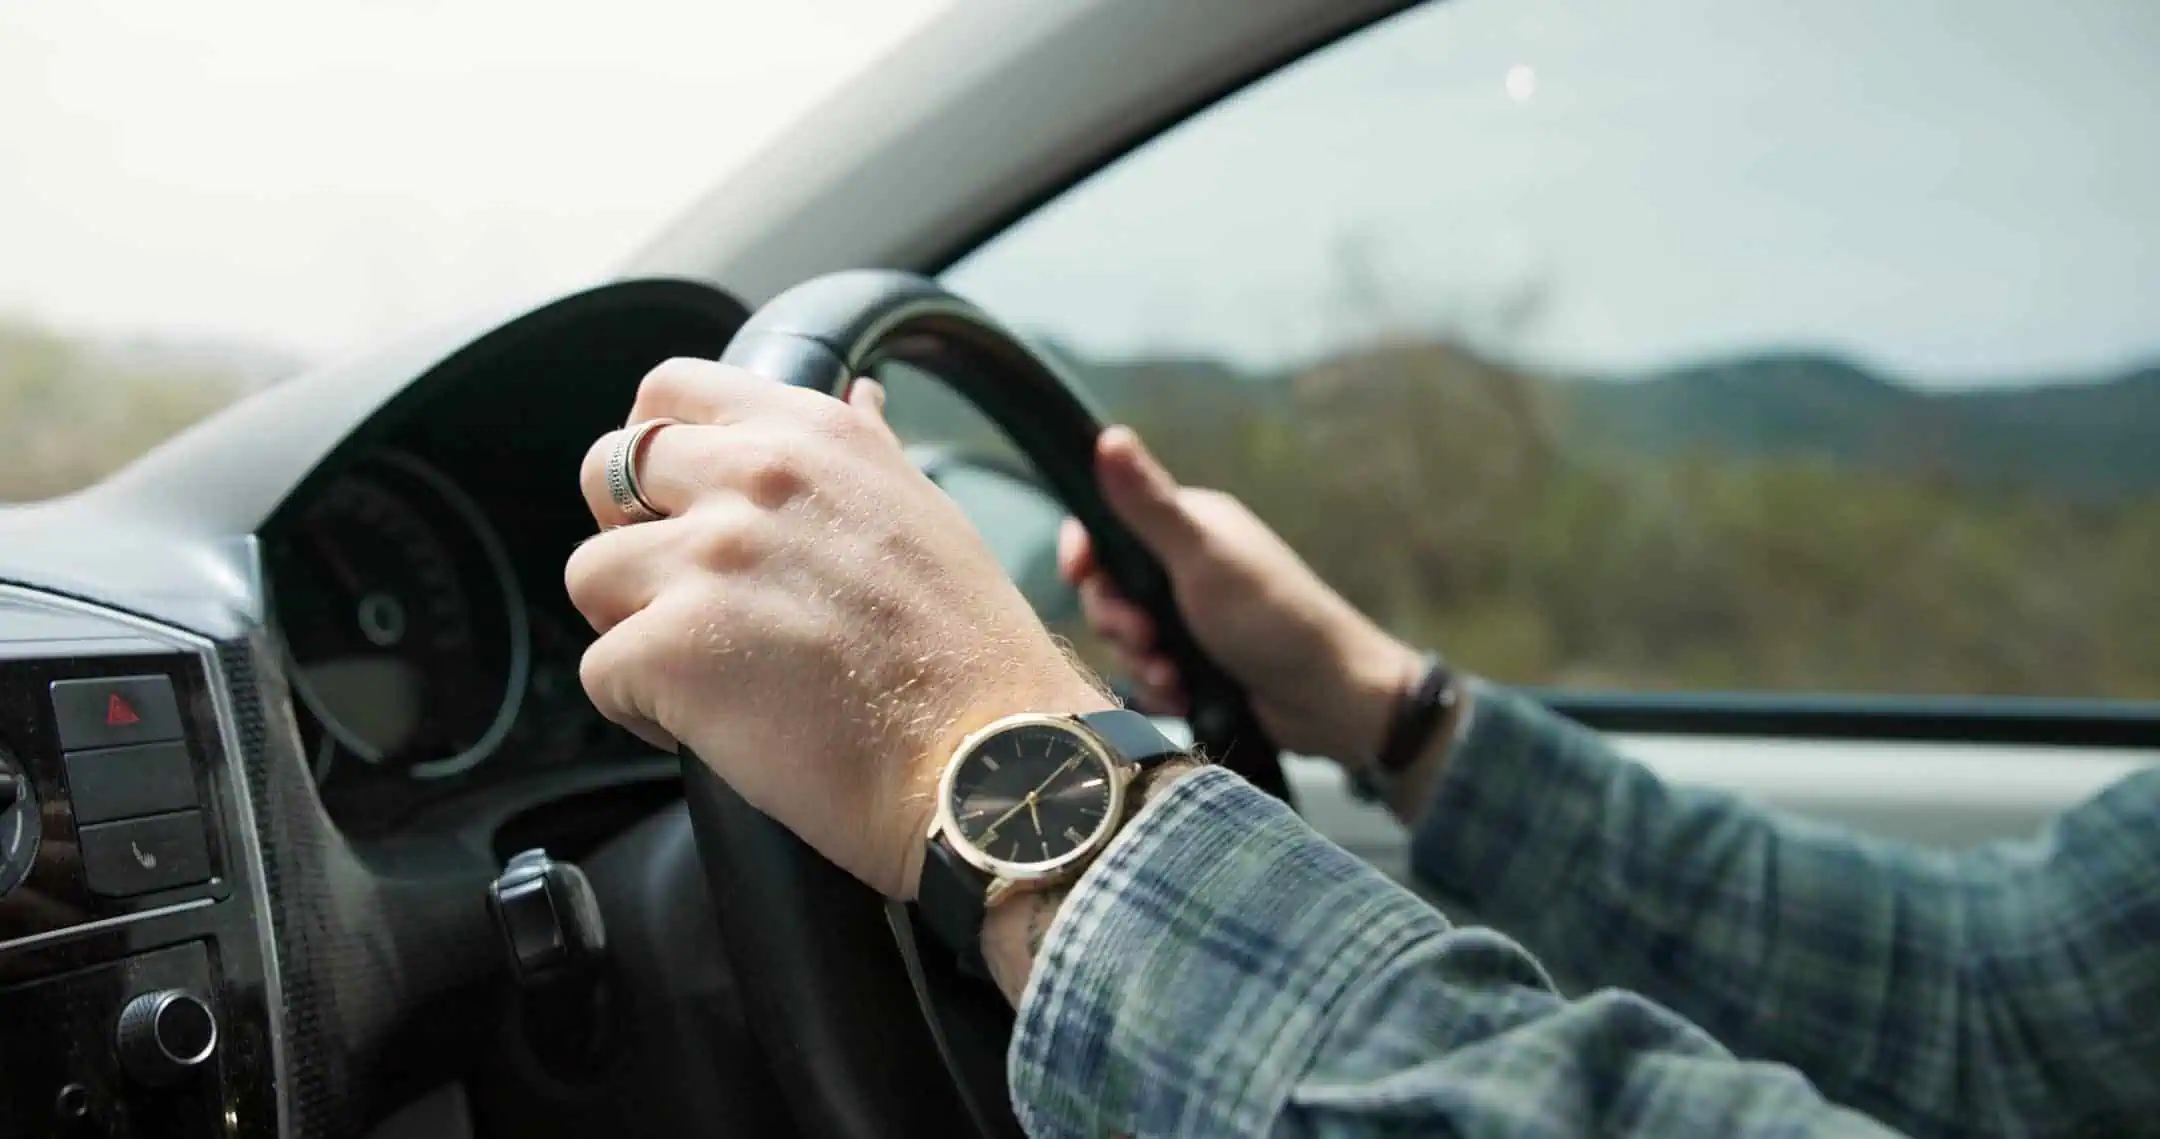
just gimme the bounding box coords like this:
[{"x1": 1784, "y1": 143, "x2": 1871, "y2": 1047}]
[
  {"x1": 1376, "y1": 653, "x2": 1457, "y2": 773},
  {"x1": 1350, "y1": 653, "x2": 1457, "y2": 804}
]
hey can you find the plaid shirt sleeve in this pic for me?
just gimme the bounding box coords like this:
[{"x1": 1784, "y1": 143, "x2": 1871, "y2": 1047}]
[
  {"x1": 1008, "y1": 765, "x2": 1903, "y2": 1139},
  {"x1": 1412, "y1": 684, "x2": 2160, "y2": 1139}
]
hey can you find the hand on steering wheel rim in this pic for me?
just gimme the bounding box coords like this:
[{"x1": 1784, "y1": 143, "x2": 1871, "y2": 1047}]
[{"x1": 676, "y1": 270, "x2": 1288, "y2": 1139}]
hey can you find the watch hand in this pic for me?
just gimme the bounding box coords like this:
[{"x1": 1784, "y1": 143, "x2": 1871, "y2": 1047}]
[
  {"x1": 1027, "y1": 794, "x2": 1042, "y2": 836},
  {"x1": 984, "y1": 792, "x2": 1034, "y2": 835},
  {"x1": 977, "y1": 755, "x2": 1087, "y2": 845},
  {"x1": 1026, "y1": 754, "x2": 1085, "y2": 801}
]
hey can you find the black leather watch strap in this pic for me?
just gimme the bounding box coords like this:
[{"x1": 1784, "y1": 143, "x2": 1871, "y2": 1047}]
[
  {"x1": 1077, "y1": 707, "x2": 1185, "y2": 770},
  {"x1": 918, "y1": 834, "x2": 994, "y2": 977},
  {"x1": 915, "y1": 708, "x2": 1183, "y2": 976}
]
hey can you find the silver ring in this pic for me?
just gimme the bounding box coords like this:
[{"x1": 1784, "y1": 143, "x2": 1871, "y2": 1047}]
[{"x1": 606, "y1": 417, "x2": 678, "y2": 524}]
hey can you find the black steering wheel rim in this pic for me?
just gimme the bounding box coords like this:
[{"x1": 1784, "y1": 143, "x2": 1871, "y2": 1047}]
[{"x1": 680, "y1": 270, "x2": 1286, "y2": 1139}]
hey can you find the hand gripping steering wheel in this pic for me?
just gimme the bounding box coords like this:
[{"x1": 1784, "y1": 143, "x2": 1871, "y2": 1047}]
[{"x1": 677, "y1": 270, "x2": 1288, "y2": 1139}]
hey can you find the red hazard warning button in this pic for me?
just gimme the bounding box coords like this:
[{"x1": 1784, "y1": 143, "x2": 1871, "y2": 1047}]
[{"x1": 51, "y1": 675, "x2": 185, "y2": 752}]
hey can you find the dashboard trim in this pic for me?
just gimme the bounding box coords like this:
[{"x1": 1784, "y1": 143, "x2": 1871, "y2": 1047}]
[
  {"x1": 0, "y1": 895, "x2": 216, "y2": 955},
  {"x1": 0, "y1": 582, "x2": 292, "y2": 1139}
]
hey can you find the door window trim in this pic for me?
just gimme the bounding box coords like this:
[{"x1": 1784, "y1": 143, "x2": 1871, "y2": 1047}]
[{"x1": 1537, "y1": 690, "x2": 2160, "y2": 750}]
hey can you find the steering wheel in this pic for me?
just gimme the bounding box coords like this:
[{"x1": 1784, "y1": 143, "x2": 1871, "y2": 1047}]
[{"x1": 678, "y1": 270, "x2": 1288, "y2": 1139}]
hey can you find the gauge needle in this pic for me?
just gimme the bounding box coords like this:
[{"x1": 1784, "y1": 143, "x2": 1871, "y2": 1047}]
[{"x1": 307, "y1": 524, "x2": 366, "y2": 595}]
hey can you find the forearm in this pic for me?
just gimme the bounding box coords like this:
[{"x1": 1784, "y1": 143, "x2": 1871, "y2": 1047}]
[
  {"x1": 1409, "y1": 685, "x2": 2160, "y2": 1139},
  {"x1": 1005, "y1": 766, "x2": 1904, "y2": 1139}
]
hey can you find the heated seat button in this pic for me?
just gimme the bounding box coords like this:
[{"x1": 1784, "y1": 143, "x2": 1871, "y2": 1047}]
[
  {"x1": 78, "y1": 811, "x2": 212, "y2": 897},
  {"x1": 65, "y1": 741, "x2": 198, "y2": 824},
  {"x1": 50, "y1": 675, "x2": 185, "y2": 752}
]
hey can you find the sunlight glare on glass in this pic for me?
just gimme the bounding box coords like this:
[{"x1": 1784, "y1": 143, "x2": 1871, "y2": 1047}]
[{"x1": 1505, "y1": 63, "x2": 1538, "y2": 101}]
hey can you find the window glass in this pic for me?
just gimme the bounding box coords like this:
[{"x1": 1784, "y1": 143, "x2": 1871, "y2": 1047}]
[{"x1": 940, "y1": 0, "x2": 2160, "y2": 701}]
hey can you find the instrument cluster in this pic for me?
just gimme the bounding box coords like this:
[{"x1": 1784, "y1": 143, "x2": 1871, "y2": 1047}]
[{"x1": 264, "y1": 448, "x2": 628, "y2": 832}]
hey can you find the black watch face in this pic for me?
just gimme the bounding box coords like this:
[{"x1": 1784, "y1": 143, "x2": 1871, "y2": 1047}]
[{"x1": 946, "y1": 722, "x2": 1117, "y2": 868}]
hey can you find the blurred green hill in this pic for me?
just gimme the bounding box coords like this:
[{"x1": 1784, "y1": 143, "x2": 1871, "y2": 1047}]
[
  {"x1": 1566, "y1": 353, "x2": 2160, "y2": 502},
  {"x1": 1042, "y1": 345, "x2": 2160, "y2": 503},
  {"x1": 0, "y1": 315, "x2": 293, "y2": 502}
]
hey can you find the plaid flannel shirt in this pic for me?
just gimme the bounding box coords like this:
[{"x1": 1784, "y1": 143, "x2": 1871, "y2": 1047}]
[{"x1": 1009, "y1": 685, "x2": 2160, "y2": 1138}]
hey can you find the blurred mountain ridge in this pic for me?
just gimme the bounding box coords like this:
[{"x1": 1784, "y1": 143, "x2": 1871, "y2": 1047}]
[{"x1": 1025, "y1": 338, "x2": 2160, "y2": 502}]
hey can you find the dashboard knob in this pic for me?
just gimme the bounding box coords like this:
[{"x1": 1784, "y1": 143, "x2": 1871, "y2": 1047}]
[
  {"x1": 488, "y1": 848, "x2": 607, "y2": 987},
  {"x1": 0, "y1": 748, "x2": 38, "y2": 899},
  {"x1": 115, "y1": 990, "x2": 219, "y2": 1086}
]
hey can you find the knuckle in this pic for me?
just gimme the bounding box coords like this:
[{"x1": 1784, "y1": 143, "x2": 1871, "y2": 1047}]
[
  {"x1": 563, "y1": 537, "x2": 604, "y2": 602},
  {"x1": 577, "y1": 636, "x2": 626, "y2": 714},
  {"x1": 564, "y1": 534, "x2": 642, "y2": 633},
  {"x1": 689, "y1": 503, "x2": 764, "y2": 570},
  {"x1": 579, "y1": 621, "x2": 668, "y2": 729},
  {"x1": 800, "y1": 390, "x2": 859, "y2": 436},
  {"x1": 634, "y1": 357, "x2": 717, "y2": 415},
  {"x1": 735, "y1": 439, "x2": 810, "y2": 507}
]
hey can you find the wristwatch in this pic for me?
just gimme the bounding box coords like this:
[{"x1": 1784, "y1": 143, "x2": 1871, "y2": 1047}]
[{"x1": 916, "y1": 708, "x2": 1186, "y2": 974}]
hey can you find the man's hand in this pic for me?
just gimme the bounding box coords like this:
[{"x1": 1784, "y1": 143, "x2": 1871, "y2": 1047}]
[
  {"x1": 568, "y1": 360, "x2": 1109, "y2": 901},
  {"x1": 1059, "y1": 427, "x2": 1423, "y2": 767}
]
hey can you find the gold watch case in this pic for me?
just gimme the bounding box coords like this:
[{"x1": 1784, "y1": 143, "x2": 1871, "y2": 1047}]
[{"x1": 927, "y1": 711, "x2": 1134, "y2": 905}]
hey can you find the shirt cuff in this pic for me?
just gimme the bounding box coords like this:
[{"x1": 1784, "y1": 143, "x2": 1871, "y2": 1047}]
[
  {"x1": 1408, "y1": 684, "x2": 1609, "y2": 925},
  {"x1": 1009, "y1": 766, "x2": 1451, "y2": 1139}
]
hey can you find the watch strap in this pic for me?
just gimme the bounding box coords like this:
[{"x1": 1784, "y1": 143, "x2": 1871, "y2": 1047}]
[
  {"x1": 918, "y1": 834, "x2": 994, "y2": 978},
  {"x1": 1077, "y1": 707, "x2": 1184, "y2": 770}
]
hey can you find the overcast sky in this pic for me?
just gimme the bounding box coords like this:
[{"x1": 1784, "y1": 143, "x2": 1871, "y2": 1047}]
[
  {"x1": 952, "y1": 0, "x2": 2160, "y2": 384},
  {"x1": 0, "y1": 0, "x2": 946, "y2": 358},
  {"x1": 6, "y1": 0, "x2": 2157, "y2": 386}
]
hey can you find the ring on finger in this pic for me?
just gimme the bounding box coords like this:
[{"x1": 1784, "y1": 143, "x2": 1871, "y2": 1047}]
[{"x1": 606, "y1": 417, "x2": 680, "y2": 524}]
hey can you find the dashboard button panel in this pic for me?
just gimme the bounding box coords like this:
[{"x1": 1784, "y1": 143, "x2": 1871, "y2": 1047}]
[
  {"x1": 78, "y1": 812, "x2": 213, "y2": 898},
  {"x1": 48, "y1": 675, "x2": 184, "y2": 752},
  {"x1": 4, "y1": 648, "x2": 232, "y2": 951},
  {"x1": 63, "y1": 741, "x2": 199, "y2": 825},
  {"x1": 0, "y1": 587, "x2": 279, "y2": 1139}
]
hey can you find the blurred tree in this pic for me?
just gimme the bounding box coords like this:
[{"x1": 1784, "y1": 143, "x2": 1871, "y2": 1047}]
[
  {"x1": 1099, "y1": 332, "x2": 2160, "y2": 702},
  {"x1": 0, "y1": 317, "x2": 248, "y2": 502}
]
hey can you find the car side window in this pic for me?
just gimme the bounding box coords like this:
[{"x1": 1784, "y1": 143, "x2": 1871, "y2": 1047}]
[{"x1": 939, "y1": 0, "x2": 2160, "y2": 702}]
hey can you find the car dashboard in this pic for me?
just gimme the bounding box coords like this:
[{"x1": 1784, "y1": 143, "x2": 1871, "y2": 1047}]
[{"x1": 0, "y1": 279, "x2": 770, "y2": 1138}]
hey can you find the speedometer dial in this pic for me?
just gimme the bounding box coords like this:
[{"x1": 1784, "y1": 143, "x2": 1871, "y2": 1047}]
[{"x1": 269, "y1": 452, "x2": 529, "y2": 780}]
